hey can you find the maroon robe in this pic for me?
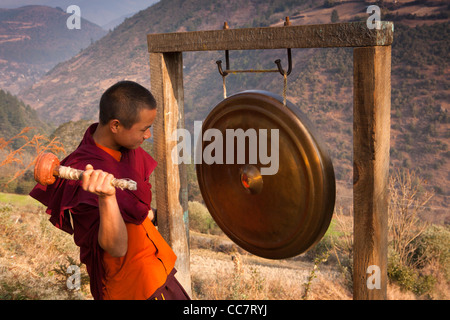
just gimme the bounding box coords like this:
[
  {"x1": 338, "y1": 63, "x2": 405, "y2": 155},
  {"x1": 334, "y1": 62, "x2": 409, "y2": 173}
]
[{"x1": 29, "y1": 123, "x2": 157, "y2": 300}]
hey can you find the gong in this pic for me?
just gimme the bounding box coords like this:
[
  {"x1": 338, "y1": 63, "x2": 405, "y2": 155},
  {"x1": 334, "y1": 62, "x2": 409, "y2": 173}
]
[{"x1": 196, "y1": 90, "x2": 335, "y2": 259}]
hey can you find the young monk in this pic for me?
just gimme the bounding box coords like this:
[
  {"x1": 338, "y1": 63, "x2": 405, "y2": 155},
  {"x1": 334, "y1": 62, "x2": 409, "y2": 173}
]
[{"x1": 30, "y1": 81, "x2": 190, "y2": 300}]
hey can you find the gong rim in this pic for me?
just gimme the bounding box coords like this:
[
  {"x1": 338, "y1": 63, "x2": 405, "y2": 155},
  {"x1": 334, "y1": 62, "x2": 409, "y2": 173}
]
[{"x1": 196, "y1": 90, "x2": 335, "y2": 259}]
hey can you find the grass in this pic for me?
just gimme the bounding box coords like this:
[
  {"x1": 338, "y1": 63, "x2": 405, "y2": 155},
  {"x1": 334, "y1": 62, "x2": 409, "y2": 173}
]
[
  {"x1": 0, "y1": 195, "x2": 91, "y2": 300},
  {"x1": 189, "y1": 245, "x2": 352, "y2": 300},
  {"x1": 0, "y1": 192, "x2": 43, "y2": 208},
  {"x1": 0, "y1": 195, "x2": 351, "y2": 300}
]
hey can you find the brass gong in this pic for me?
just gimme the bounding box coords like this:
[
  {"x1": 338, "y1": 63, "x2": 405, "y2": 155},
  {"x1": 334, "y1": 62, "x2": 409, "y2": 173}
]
[{"x1": 196, "y1": 90, "x2": 335, "y2": 259}]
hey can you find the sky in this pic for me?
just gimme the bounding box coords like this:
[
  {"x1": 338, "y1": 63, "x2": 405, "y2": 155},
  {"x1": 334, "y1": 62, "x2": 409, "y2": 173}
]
[{"x1": 0, "y1": 0, "x2": 159, "y2": 27}]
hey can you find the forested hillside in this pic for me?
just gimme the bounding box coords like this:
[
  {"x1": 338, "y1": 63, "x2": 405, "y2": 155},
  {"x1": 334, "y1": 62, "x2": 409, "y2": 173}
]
[{"x1": 0, "y1": 89, "x2": 52, "y2": 147}]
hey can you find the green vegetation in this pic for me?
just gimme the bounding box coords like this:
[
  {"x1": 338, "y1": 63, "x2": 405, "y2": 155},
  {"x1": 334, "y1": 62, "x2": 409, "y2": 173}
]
[
  {"x1": 188, "y1": 200, "x2": 221, "y2": 235},
  {"x1": 0, "y1": 89, "x2": 52, "y2": 147},
  {"x1": 0, "y1": 201, "x2": 90, "y2": 300},
  {"x1": 0, "y1": 89, "x2": 67, "y2": 195},
  {"x1": 388, "y1": 224, "x2": 450, "y2": 298},
  {"x1": 0, "y1": 192, "x2": 43, "y2": 208},
  {"x1": 331, "y1": 9, "x2": 339, "y2": 23}
]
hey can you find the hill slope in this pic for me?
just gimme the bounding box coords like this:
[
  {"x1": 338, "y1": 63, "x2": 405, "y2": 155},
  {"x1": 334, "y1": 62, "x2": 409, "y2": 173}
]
[
  {"x1": 16, "y1": 0, "x2": 450, "y2": 223},
  {"x1": 18, "y1": 0, "x2": 319, "y2": 123}
]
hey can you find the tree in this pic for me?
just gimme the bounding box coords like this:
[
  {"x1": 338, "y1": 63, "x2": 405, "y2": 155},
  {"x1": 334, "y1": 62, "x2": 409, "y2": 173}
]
[
  {"x1": 0, "y1": 127, "x2": 65, "y2": 187},
  {"x1": 389, "y1": 169, "x2": 433, "y2": 269},
  {"x1": 331, "y1": 9, "x2": 339, "y2": 23}
]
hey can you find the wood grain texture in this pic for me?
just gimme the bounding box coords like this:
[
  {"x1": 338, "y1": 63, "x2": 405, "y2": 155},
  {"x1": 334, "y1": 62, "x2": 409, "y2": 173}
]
[
  {"x1": 149, "y1": 52, "x2": 191, "y2": 296},
  {"x1": 353, "y1": 46, "x2": 391, "y2": 300},
  {"x1": 148, "y1": 21, "x2": 394, "y2": 52}
]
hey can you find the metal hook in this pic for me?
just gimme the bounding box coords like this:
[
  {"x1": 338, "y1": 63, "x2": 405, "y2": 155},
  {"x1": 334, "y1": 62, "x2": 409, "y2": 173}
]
[
  {"x1": 217, "y1": 19, "x2": 292, "y2": 77},
  {"x1": 274, "y1": 48, "x2": 292, "y2": 76},
  {"x1": 274, "y1": 17, "x2": 292, "y2": 76},
  {"x1": 217, "y1": 22, "x2": 230, "y2": 77},
  {"x1": 216, "y1": 49, "x2": 230, "y2": 77},
  {"x1": 216, "y1": 60, "x2": 227, "y2": 76}
]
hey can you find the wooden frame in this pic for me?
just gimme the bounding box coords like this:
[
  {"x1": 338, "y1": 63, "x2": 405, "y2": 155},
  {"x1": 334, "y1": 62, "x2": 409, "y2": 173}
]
[{"x1": 147, "y1": 21, "x2": 393, "y2": 300}]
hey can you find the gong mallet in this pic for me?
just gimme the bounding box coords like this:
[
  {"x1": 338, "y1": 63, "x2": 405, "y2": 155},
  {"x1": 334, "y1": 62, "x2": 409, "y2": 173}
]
[{"x1": 33, "y1": 152, "x2": 137, "y2": 191}]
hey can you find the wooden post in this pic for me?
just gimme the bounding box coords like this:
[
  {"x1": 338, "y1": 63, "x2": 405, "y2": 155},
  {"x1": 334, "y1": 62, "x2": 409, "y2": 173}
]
[
  {"x1": 149, "y1": 52, "x2": 191, "y2": 296},
  {"x1": 353, "y1": 46, "x2": 391, "y2": 300}
]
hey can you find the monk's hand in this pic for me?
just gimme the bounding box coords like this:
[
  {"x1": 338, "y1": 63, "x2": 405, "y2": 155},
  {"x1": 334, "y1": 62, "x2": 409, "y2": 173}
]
[
  {"x1": 81, "y1": 164, "x2": 116, "y2": 198},
  {"x1": 148, "y1": 208, "x2": 154, "y2": 221},
  {"x1": 83, "y1": 165, "x2": 127, "y2": 257}
]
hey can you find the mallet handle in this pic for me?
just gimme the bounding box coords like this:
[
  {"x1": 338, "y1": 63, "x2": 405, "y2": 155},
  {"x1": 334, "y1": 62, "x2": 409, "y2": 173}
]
[{"x1": 57, "y1": 165, "x2": 137, "y2": 191}]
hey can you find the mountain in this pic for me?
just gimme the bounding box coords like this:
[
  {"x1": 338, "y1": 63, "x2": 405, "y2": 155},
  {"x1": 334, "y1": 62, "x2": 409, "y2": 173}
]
[
  {"x1": 15, "y1": 0, "x2": 450, "y2": 223},
  {"x1": 101, "y1": 12, "x2": 137, "y2": 31},
  {"x1": 19, "y1": 0, "x2": 327, "y2": 124},
  {"x1": 0, "y1": 0, "x2": 160, "y2": 28},
  {"x1": 0, "y1": 5, "x2": 107, "y2": 94}
]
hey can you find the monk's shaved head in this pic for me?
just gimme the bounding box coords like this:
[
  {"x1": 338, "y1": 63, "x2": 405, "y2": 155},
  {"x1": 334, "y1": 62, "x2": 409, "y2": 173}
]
[{"x1": 99, "y1": 81, "x2": 156, "y2": 129}]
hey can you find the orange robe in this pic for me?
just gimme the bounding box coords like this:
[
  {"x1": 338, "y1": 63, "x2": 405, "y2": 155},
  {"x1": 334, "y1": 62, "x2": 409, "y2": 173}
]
[{"x1": 96, "y1": 143, "x2": 176, "y2": 300}]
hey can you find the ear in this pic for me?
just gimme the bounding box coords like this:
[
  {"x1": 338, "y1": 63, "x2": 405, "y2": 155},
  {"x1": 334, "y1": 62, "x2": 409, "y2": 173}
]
[{"x1": 109, "y1": 119, "x2": 121, "y2": 133}]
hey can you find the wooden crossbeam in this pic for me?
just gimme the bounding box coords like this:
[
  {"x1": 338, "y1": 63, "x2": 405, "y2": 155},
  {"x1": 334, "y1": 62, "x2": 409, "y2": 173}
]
[{"x1": 148, "y1": 21, "x2": 394, "y2": 53}]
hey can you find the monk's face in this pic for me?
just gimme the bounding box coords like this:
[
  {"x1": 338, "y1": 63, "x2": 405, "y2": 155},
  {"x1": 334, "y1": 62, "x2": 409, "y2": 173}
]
[{"x1": 114, "y1": 108, "x2": 156, "y2": 150}]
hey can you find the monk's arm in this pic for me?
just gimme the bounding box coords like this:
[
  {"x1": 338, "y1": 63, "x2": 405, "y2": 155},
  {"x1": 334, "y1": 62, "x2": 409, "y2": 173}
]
[
  {"x1": 82, "y1": 165, "x2": 128, "y2": 257},
  {"x1": 98, "y1": 194, "x2": 128, "y2": 257}
]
